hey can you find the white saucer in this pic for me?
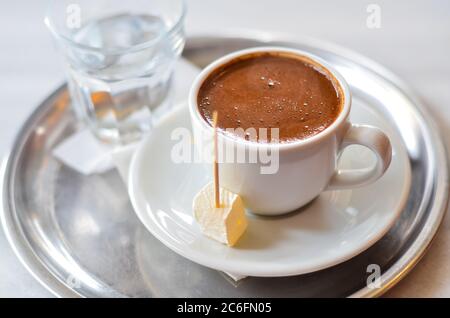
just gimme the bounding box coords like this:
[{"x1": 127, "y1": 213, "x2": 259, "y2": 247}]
[{"x1": 129, "y1": 102, "x2": 411, "y2": 277}]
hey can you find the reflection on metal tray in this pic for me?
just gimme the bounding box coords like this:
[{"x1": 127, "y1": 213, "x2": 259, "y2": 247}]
[{"x1": 1, "y1": 33, "x2": 448, "y2": 297}]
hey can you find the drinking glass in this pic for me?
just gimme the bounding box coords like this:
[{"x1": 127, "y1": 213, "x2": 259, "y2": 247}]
[{"x1": 45, "y1": 0, "x2": 186, "y2": 143}]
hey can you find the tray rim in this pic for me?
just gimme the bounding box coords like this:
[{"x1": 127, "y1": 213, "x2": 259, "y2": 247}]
[
  {"x1": 0, "y1": 86, "x2": 82, "y2": 298},
  {"x1": 1, "y1": 30, "x2": 448, "y2": 298}
]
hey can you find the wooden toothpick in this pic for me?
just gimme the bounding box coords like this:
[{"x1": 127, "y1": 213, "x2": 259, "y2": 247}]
[{"x1": 212, "y1": 111, "x2": 220, "y2": 208}]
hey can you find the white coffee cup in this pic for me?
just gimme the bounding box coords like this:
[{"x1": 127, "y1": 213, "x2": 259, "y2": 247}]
[{"x1": 189, "y1": 47, "x2": 392, "y2": 215}]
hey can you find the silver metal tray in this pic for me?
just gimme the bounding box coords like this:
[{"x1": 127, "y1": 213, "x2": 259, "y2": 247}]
[{"x1": 1, "y1": 33, "x2": 448, "y2": 298}]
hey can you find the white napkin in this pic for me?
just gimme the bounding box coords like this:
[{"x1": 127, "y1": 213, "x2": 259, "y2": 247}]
[
  {"x1": 53, "y1": 58, "x2": 247, "y2": 282},
  {"x1": 53, "y1": 129, "x2": 114, "y2": 175}
]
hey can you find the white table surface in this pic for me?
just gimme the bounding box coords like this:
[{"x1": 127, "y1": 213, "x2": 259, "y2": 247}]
[{"x1": 0, "y1": 0, "x2": 449, "y2": 298}]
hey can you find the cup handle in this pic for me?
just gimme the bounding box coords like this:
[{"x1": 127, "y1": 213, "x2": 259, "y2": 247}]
[{"x1": 326, "y1": 124, "x2": 392, "y2": 190}]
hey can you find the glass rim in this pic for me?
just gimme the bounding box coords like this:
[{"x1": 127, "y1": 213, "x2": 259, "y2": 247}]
[{"x1": 44, "y1": 0, "x2": 186, "y2": 55}]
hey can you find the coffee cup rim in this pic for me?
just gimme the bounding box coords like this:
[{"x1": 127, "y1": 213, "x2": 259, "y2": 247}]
[{"x1": 189, "y1": 46, "x2": 351, "y2": 151}]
